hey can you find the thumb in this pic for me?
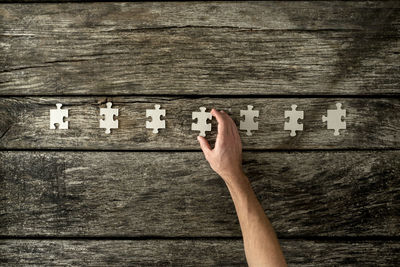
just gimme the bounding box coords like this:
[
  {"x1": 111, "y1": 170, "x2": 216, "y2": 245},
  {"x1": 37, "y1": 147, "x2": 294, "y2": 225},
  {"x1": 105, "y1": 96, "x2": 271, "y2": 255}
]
[{"x1": 197, "y1": 136, "x2": 212, "y2": 156}]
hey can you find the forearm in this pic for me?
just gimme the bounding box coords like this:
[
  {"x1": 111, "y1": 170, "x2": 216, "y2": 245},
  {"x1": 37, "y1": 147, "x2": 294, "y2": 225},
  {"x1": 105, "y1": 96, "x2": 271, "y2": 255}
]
[
  {"x1": 197, "y1": 109, "x2": 286, "y2": 266},
  {"x1": 225, "y1": 173, "x2": 287, "y2": 267}
]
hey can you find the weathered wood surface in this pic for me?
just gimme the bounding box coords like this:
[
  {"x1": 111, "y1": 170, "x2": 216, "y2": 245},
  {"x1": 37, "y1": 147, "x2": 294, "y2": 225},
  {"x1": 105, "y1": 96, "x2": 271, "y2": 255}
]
[
  {"x1": 1, "y1": 2, "x2": 399, "y2": 95},
  {"x1": 1, "y1": 151, "x2": 399, "y2": 237},
  {"x1": 1, "y1": 239, "x2": 399, "y2": 266},
  {"x1": 0, "y1": 97, "x2": 399, "y2": 150}
]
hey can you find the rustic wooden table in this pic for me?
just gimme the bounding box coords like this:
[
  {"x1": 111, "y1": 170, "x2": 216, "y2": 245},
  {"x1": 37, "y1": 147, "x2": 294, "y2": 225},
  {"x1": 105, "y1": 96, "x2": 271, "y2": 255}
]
[{"x1": 1, "y1": 1, "x2": 399, "y2": 266}]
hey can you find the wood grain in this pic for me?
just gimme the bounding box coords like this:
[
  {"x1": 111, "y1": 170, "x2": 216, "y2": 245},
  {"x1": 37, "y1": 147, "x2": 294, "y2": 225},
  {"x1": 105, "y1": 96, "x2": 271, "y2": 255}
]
[
  {"x1": 1, "y1": 239, "x2": 399, "y2": 266},
  {"x1": 0, "y1": 97, "x2": 399, "y2": 150},
  {"x1": 1, "y1": 2, "x2": 399, "y2": 95},
  {"x1": 1, "y1": 151, "x2": 399, "y2": 237}
]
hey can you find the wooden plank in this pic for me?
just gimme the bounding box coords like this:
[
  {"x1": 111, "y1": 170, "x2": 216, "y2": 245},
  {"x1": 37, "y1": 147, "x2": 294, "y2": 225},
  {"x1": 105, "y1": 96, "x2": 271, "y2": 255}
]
[
  {"x1": 2, "y1": 2, "x2": 399, "y2": 31},
  {"x1": 0, "y1": 97, "x2": 399, "y2": 150},
  {"x1": 1, "y1": 1, "x2": 399, "y2": 23},
  {"x1": 1, "y1": 151, "x2": 399, "y2": 237},
  {"x1": 1, "y1": 2, "x2": 399, "y2": 95},
  {"x1": 1, "y1": 239, "x2": 399, "y2": 266}
]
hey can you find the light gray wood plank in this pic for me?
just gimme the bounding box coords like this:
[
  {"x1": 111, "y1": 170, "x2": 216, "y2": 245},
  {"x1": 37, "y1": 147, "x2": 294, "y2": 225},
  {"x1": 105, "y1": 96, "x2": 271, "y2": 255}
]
[
  {"x1": 1, "y1": 151, "x2": 399, "y2": 237},
  {"x1": 0, "y1": 97, "x2": 399, "y2": 150},
  {"x1": 1, "y1": 239, "x2": 399, "y2": 266},
  {"x1": 1, "y1": 2, "x2": 399, "y2": 95}
]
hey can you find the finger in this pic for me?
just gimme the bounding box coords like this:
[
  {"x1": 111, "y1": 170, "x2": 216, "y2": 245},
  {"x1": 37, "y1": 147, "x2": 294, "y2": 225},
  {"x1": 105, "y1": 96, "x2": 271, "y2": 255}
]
[
  {"x1": 218, "y1": 113, "x2": 242, "y2": 153},
  {"x1": 211, "y1": 109, "x2": 229, "y2": 135},
  {"x1": 197, "y1": 136, "x2": 212, "y2": 156},
  {"x1": 227, "y1": 114, "x2": 239, "y2": 135},
  {"x1": 219, "y1": 112, "x2": 242, "y2": 147},
  {"x1": 220, "y1": 111, "x2": 238, "y2": 136},
  {"x1": 219, "y1": 110, "x2": 238, "y2": 141},
  {"x1": 224, "y1": 113, "x2": 241, "y2": 143},
  {"x1": 225, "y1": 117, "x2": 241, "y2": 149},
  {"x1": 220, "y1": 110, "x2": 234, "y2": 124},
  {"x1": 230, "y1": 121, "x2": 238, "y2": 138}
]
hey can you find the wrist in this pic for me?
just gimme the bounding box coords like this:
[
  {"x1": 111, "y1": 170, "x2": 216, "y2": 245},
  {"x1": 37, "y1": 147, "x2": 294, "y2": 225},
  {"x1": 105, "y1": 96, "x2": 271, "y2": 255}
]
[{"x1": 223, "y1": 171, "x2": 251, "y2": 194}]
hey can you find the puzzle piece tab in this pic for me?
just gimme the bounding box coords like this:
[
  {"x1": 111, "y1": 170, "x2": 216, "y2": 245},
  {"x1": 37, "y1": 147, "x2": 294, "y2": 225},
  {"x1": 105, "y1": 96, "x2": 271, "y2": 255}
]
[
  {"x1": 99, "y1": 102, "x2": 118, "y2": 134},
  {"x1": 284, "y1": 104, "x2": 303, "y2": 137},
  {"x1": 50, "y1": 103, "x2": 68, "y2": 129},
  {"x1": 322, "y1": 103, "x2": 346, "y2": 136},
  {"x1": 192, "y1": 107, "x2": 211, "y2": 137},
  {"x1": 240, "y1": 105, "x2": 259, "y2": 136},
  {"x1": 146, "y1": 104, "x2": 166, "y2": 133}
]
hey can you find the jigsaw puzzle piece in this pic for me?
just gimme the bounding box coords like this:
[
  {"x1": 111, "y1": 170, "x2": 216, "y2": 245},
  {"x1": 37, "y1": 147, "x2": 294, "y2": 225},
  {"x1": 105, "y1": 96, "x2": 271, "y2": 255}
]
[
  {"x1": 284, "y1": 104, "x2": 303, "y2": 137},
  {"x1": 50, "y1": 103, "x2": 68, "y2": 129},
  {"x1": 99, "y1": 102, "x2": 119, "y2": 134},
  {"x1": 240, "y1": 105, "x2": 259, "y2": 136},
  {"x1": 192, "y1": 107, "x2": 212, "y2": 137},
  {"x1": 322, "y1": 103, "x2": 346, "y2": 136},
  {"x1": 146, "y1": 104, "x2": 166, "y2": 133}
]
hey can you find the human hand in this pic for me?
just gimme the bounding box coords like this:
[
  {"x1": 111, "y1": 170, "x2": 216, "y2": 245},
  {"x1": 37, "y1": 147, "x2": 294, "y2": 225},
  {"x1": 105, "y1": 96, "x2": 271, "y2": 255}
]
[
  {"x1": 197, "y1": 109, "x2": 248, "y2": 187},
  {"x1": 198, "y1": 110, "x2": 286, "y2": 267}
]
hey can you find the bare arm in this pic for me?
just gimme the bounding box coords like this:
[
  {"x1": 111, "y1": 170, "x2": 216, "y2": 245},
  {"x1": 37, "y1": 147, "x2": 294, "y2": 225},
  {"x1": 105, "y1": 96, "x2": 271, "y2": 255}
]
[{"x1": 198, "y1": 109, "x2": 287, "y2": 267}]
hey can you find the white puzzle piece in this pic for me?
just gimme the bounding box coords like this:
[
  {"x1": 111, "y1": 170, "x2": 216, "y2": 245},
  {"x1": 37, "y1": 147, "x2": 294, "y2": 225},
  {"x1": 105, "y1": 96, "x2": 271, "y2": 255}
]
[
  {"x1": 146, "y1": 104, "x2": 166, "y2": 133},
  {"x1": 284, "y1": 104, "x2": 304, "y2": 137},
  {"x1": 192, "y1": 107, "x2": 211, "y2": 137},
  {"x1": 99, "y1": 102, "x2": 118, "y2": 134},
  {"x1": 322, "y1": 103, "x2": 346, "y2": 136},
  {"x1": 240, "y1": 105, "x2": 259, "y2": 136},
  {"x1": 50, "y1": 103, "x2": 68, "y2": 129}
]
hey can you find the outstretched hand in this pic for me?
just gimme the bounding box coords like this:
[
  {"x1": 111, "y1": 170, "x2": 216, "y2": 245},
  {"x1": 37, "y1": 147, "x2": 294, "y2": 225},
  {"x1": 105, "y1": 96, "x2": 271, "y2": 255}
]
[
  {"x1": 197, "y1": 109, "x2": 287, "y2": 267},
  {"x1": 197, "y1": 109, "x2": 247, "y2": 187}
]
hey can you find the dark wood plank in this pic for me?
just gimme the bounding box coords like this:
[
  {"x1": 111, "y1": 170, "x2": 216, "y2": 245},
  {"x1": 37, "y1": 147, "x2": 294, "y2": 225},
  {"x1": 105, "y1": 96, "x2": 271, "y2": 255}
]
[
  {"x1": 1, "y1": 239, "x2": 399, "y2": 266},
  {"x1": 1, "y1": 2, "x2": 399, "y2": 95},
  {"x1": 1, "y1": 151, "x2": 399, "y2": 237},
  {"x1": 0, "y1": 97, "x2": 399, "y2": 150},
  {"x1": 2, "y1": 2, "x2": 398, "y2": 32}
]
